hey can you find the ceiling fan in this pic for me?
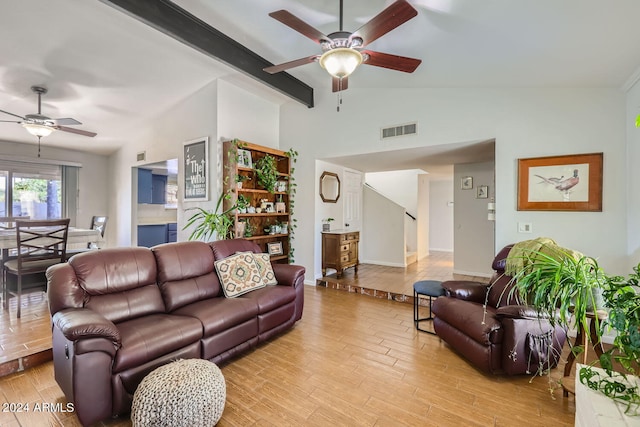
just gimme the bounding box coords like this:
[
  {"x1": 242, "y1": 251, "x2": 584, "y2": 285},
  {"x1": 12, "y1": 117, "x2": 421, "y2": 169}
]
[
  {"x1": 263, "y1": 0, "x2": 422, "y2": 92},
  {"x1": 0, "y1": 85, "x2": 97, "y2": 139}
]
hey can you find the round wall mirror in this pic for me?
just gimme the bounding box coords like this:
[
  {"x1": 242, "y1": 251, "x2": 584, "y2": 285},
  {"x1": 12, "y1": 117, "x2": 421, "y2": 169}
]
[{"x1": 319, "y1": 171, "x2": 340, "y2": 203}]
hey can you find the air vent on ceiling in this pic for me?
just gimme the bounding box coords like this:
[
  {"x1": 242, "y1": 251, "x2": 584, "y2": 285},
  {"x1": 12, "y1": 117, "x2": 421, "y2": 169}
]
[
  {"x1": 137, "y1": 151, "x2": 146, "y2": 162},
  {"x1": 381, "y1": 122, "x2": 417, "y2": 140}
]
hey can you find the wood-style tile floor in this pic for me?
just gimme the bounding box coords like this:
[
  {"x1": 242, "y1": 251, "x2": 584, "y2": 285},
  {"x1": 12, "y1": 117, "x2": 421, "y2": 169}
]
[
  {"x1": 0, "y1": 285, "x2": 576, "y2": 427},
  {"x1": 0, "y1": 254, "x2": 576, "y2": 426},
  {"x1": 318, "y1": 251, "x2": 490, "y2": 303}
]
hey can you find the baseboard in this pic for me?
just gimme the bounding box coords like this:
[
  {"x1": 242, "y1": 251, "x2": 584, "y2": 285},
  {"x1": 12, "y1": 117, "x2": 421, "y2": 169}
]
[
  {"x1": 360, "y1": 259, "x2": 406, "y2": 268},
  {"x1": 429, "y1": 248, "x2": 453, "y2": 253},
  {"x1": 453, "y1": 269, "x2": 492, "y2": 278},
  {"x1": 304, "y1": 279, "x2": 317, "y2": 286}
]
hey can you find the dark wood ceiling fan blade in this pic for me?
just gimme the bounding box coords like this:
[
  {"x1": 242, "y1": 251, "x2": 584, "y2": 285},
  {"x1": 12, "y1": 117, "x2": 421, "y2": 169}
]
[
  {"x1": 54, "y1": 125, "x2": 97, "y2": 137},
  {"x1": 54, "y1": 117, "x2": 82, "y2": 126},
  {"x1": 264, "y1": 55, "x2": 319, "y2": 74},
  {"x1": 351, "y1": 0, "x2": 418, "y2": 47},
  {"x1": 362, "y1": 50, "x2": 422, "y2": 73},
  {"x1": 0, "y1": 109, "x2": 26, "y2": 120},
  {"x1": 332, "y1": 76, "x2": 349, "y2": 92},
  {"x1": 269, "y1": 10, "x2": 331, "y2": 44},
  {"x1": 0, "y1": 120, "x2": 21, "y2": 123}
]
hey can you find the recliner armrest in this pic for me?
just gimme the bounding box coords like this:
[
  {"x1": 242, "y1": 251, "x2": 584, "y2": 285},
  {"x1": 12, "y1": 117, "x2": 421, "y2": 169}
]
[
  {"x1": 272, "y1": 264, "x2": 306, "y2": 288},
  {"x1": 441, "y1": 280, "x2": 488, "y2": 304},
  {"x1": 52, "y1": 308, "x2": 121, "y2": 347},
  {"x1": 495, "y1": 305, "x2": 551, "y2": 320}
]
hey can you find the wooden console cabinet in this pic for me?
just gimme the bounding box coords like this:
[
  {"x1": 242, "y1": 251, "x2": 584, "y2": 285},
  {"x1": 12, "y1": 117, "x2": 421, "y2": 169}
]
[{"x1": 321, "y1": 230, "x2": 359, "y2": 278}]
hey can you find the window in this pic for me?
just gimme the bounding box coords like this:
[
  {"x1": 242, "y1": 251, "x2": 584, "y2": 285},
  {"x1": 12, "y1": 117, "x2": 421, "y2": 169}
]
[{"x1": 0, "y1": 161, "x2": 64, "y2": 220}]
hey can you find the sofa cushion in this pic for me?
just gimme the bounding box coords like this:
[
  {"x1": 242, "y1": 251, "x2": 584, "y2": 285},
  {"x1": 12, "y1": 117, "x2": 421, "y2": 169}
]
[
  {"x1": 250, "y1": 253, "x2": 277, "y2": 286},
  {"x1": 238, "y1": 285, "x2": 296, "y2": 314},
  {"x1": 112, "y1": 314, "x2": 203, "y2": 373},
  {"x1": 172, "y1": 297, "x2": 259, "y2": 336},
  {"x1": 432, "y1": 298, "x2": 503, "y2": 345},
  {"x1": 215, "y1": 252, "x2": 265, "y2": 298},
  {"x1": 210, "y1": 239, "x2": 260, "y2": 260},
  {"x1": 153, "y1": 241, "x2": 222, "y2": 311}
]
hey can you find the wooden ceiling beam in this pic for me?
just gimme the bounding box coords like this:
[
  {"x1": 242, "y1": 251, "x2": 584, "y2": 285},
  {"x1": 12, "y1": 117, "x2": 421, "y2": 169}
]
[{"x1": 100, "y1": 0, "x2": 314, "y2": 108}]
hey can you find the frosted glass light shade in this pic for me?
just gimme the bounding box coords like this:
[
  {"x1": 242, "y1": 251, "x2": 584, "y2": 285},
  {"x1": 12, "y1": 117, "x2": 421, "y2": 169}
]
[
  {"x1": 319, "y1": 48, "x2": 363, "y2": 78},
  {"x1": 22, "y1": 123, "x2": 54, "y2": 137}
]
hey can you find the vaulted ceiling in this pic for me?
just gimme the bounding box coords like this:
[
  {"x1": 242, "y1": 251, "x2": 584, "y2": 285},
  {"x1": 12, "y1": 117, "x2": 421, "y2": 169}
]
[{"x1": 1, "y1": 0, "x2": 639, "y2": 157}]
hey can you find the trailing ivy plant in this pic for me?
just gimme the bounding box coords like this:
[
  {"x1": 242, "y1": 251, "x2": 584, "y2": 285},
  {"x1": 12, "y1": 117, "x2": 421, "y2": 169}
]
[
  {"x1": 255, "y1": 154, "x2": 278, "y2": 193},
  {"x1": 578, "y1": 265, "x2": 640, "y2": 415},
  {"x1": 285, "y1": 148, "x2": 298, "y2": 262}
]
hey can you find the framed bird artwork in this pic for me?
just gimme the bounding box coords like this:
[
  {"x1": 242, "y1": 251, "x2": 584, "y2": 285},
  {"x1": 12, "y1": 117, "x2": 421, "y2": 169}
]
[{"x1": 517, "y1": 152, "x2": 603, "y2": 211}]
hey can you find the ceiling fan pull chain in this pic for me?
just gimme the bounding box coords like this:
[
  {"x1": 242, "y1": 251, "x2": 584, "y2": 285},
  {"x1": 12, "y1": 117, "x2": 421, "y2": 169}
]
[{"x1": 37, "y1": 136, "x2": 41, "y2": 158}]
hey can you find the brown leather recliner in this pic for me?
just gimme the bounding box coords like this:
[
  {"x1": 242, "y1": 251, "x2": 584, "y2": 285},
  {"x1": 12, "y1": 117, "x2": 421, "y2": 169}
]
[{"x1": 432, "y1": 244, "x2": 567, "y2": 375}]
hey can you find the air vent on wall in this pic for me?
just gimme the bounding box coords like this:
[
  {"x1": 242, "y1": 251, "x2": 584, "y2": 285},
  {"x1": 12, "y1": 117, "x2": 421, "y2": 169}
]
[
  {"x1": 381, "y1": 122, "x2": 417, "y2": 140},
  {"x1": 137, "y1": 151, "x2": 146, "y2": 162}
]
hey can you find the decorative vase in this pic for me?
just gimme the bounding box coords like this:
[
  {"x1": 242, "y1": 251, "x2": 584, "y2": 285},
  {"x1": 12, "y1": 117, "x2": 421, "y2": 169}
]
[{"x1": 322, "y1": 223, "x2": 330, "y2": 232}]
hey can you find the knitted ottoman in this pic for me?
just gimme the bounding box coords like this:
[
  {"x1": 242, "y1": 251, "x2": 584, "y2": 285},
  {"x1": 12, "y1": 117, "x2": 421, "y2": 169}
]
[{"x1": 131, "y1": 359, "x2": 226, "y2": 427}]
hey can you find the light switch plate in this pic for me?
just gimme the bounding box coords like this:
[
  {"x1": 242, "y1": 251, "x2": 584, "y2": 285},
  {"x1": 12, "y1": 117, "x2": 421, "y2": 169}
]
[{"x1": 518, "y1": 222, "x2": 533, "y2": 233}]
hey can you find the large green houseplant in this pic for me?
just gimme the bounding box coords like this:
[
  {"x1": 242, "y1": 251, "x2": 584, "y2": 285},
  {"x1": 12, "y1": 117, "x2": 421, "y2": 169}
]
[
  {"x1": 507, "y1": 242, "x2": 640, "y2": 414},
  {"x1": 184, "y1": 189, "x2": 236, "y2": 241}
]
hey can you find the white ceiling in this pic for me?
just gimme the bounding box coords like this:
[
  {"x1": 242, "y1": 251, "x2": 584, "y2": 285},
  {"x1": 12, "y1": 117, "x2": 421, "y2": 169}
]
[{"x1": 1, "y1": 0, "x2": 640, "y2": 163}]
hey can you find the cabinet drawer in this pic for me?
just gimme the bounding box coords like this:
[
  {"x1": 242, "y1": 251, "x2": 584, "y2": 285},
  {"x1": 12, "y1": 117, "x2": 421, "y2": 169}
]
[
  {"x1": 346, "y1": 233, "x2": 359, "y2": 241},
  {"x1": 340, "y1": 244, "x2": 350, "y2": 252},
  {"x1": 340, "y1": 254, "x2": 350, "y2": 263}
]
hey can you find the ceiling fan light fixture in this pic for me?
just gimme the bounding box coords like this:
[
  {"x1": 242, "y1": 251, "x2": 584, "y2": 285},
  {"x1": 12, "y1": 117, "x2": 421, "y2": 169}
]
[
  {"x1": 22, "y1": 122, "x2": 54, "y2": 137},
  {"x1": 319, "y1": 48, "x2": 363, "y2": 78}
]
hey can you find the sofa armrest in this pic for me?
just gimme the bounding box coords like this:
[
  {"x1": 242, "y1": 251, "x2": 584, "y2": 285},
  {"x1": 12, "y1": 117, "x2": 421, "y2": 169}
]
[
  {"x1": 496, "y1": 305, "x2": 553, "y2": 320},
  {"x1": 272, "y1": 264, "x2": 306, "y2": 288},
  {"x1": 52, "y1": 308, "x2": 121, "y2": 347},
  {"x1": 441, "y1": 280, "x2": 488, "y2": 304}
]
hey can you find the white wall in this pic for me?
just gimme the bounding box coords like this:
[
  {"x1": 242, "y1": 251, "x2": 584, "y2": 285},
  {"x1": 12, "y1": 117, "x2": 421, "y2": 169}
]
[
  {"x1": 454, "y1": 161, "x2": 495, "y2": 276},
  {"x1": 0, "y1": 139, "x2": 108, "y2": 231},
  {"x1": 281, "y1": 87, "x2": 628, "y2": 280},
  {"x1": 429, "y1": 179, "x2": 454, "y2": 252},
  {"x1": 365, "y1": 170, "x2": 421, "y2": 252},
  {"x1": 108, "y1": 79, "x2": 281, "y2": 247},
  {"x1": 625, "y1": 77, "x2": 640, "y2": 270},
  {"x1": 361, "y1": 185, "x2": 405, "y2": 266}
]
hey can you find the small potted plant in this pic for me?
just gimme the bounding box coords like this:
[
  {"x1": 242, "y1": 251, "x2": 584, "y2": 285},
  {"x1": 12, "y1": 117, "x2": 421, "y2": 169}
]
[
  {"x1": 322, "y1": 217, "x2": 334, "y2": 232},
  {"x1": 235, "y1": 174, "x2": 250, "y2": 189},
  {"x1": 236, "y1": 194, "x2": 250, "y2": 214}
]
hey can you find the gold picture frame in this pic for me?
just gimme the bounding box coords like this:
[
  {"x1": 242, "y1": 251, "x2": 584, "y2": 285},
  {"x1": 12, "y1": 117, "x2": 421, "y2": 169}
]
[{"x1": 517, "y1": 152, "x2": 603, "y2": 211}]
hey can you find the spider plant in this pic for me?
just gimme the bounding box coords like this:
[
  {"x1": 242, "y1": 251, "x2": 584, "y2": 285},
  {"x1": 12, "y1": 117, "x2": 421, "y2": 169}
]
[
  {"x1": 184, "y1": 190, "x2": 236, "y2": 241},
  {"x1": 507, "y1": 249, "x2": 606, "y2": 337}
]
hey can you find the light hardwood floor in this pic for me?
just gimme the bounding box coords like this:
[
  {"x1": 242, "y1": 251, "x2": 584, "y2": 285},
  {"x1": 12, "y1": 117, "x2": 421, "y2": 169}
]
[{"x1": 0, "y1": 284, "x2": 576, "y2": 426}]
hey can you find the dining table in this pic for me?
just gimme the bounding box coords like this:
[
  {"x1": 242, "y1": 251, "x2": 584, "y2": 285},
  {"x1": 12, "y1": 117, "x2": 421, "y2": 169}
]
[{"x1": 0, "y1": 227, "x2": 101, "y2": 251}]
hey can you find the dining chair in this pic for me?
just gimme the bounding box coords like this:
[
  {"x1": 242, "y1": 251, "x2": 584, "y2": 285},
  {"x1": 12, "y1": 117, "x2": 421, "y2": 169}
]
[
  {"x1": 3, "y1": 218, "x2": 69, "y2": 318},
  {"x1": 65, "y1": 216, "x2": 108, "y2": 260}
]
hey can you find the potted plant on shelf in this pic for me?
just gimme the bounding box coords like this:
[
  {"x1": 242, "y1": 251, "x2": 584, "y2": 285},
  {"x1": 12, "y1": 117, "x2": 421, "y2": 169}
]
[
  {"x1": 322, "y1": 218, "x2": 334, "y2": 232},
  {"x1": 255, "y1": 154, "x2": 278, "y2": 193},
  {"x1": 235, "y1": 174, "x2": 250, "y2": 189},
  {"x1": 184, "y1": 190, "x2": 236, "y2": 241},
  {"x1": 236, "y1": 194, "x2": 250, "y2": 214}
]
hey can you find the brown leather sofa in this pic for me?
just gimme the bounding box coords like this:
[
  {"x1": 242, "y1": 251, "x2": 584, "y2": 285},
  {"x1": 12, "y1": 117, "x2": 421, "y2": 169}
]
[
  {"x1": 46, "y1": 239, "x2": 305, "y2": 426},
  {"x1": 432, "y1": 244, "x2": 566, "y2": 375}
]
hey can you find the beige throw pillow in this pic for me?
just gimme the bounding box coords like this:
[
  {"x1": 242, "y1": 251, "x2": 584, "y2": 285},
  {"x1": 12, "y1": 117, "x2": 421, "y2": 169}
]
[
  {"x1": 252, "y1": 253, "x2": 278, "y2": 286},
  {"x1": 214, "y1": 252, "x2": 265, "y2": 298}
]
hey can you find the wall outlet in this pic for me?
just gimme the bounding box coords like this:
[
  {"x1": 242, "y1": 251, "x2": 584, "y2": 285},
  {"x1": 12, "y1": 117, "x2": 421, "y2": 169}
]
[{"x1": 518, "y1": 222, "x2": 533, "y2": 233}]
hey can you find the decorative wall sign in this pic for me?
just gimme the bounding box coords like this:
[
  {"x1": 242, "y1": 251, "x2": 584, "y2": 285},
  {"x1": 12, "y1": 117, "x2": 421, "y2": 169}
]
[
  {"x1": 517, "y1": 152, "x2": 603, "y2": 211},
  {"x1": 183, "y1": 137, "x2": 209, "y2": 201}
]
